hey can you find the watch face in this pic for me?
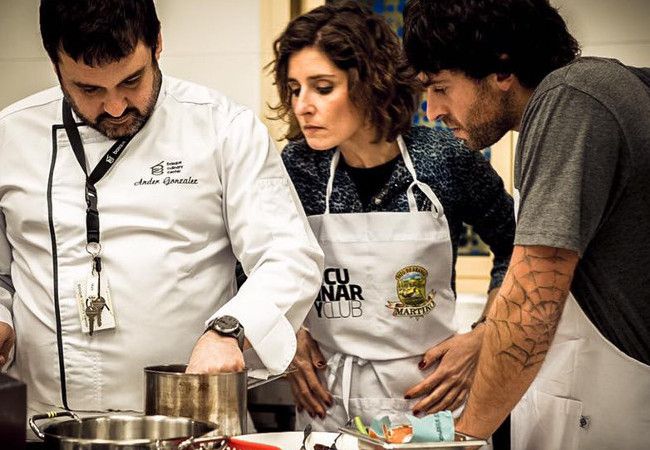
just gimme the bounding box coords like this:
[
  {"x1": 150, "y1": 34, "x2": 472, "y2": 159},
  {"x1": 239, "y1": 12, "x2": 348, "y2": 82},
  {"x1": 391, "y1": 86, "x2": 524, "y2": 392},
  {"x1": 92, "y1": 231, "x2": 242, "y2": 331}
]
[{"x1": 215, "y1": 315, "x2": 239, "y2": 334}]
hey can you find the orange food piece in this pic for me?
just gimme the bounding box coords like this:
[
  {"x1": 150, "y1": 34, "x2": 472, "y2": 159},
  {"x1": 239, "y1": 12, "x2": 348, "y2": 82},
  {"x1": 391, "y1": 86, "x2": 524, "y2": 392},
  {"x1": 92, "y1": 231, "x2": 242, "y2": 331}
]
[
  {"x1": 368, "y1": 424, "x2": 414, "y2": 443},
  {"x1": 385, "y1": 425, "x2": 413, "y2": 443}
]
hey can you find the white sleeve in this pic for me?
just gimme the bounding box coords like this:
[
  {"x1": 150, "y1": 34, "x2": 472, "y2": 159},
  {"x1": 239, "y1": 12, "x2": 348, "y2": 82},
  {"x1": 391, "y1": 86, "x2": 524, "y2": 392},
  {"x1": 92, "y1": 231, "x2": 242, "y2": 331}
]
[
  {"x1": 0, "y1": 210, "x2": 14, "y2": 328},
  {"x1": 208, "y1": 108, "x2": 324, "y2": 375}
]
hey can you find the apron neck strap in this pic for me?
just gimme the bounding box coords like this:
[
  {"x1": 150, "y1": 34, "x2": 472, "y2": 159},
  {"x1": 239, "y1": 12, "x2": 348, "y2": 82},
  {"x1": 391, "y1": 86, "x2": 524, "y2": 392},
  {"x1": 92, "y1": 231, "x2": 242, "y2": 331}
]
[
  {"x1": 398, "y1": 135, "x2": 444, "y2": 217},
  {"x1": 324, "y1": 150, "x2": 341, "y2": 215},
  {"x1": 324, "y1": 135, "x2": 444, "y2": 217}
]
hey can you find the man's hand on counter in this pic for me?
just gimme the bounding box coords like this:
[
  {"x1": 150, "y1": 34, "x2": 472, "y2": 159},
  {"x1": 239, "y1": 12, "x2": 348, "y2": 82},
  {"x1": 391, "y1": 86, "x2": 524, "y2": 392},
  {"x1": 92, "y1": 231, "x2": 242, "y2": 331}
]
[
  {"x1": 0, "y1": 321, "x2": 15, "y2": 367},
  {"x1": 185, "y1": 330, "x2": 245, "y2": 374}
]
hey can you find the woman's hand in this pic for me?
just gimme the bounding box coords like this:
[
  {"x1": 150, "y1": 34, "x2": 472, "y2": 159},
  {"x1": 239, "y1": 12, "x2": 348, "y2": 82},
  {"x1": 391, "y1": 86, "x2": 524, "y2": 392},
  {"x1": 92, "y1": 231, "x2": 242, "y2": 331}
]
[
  {"x1": 288, "y1": 328, "x2": 333, "y2": 419},
  {"x1": 404, "y1": 327, "x2": 485, "y2": 415}
]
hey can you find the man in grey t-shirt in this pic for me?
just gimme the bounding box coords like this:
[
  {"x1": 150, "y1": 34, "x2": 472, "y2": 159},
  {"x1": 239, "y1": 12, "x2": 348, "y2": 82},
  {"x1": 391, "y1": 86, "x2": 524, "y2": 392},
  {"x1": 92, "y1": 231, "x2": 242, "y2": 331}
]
[
  {"x1": 515, "y1": 57, "x2": 650, "y2": 364},
  {"x1": 404, "y1": 0, "x2": 649, "y2": 448}
]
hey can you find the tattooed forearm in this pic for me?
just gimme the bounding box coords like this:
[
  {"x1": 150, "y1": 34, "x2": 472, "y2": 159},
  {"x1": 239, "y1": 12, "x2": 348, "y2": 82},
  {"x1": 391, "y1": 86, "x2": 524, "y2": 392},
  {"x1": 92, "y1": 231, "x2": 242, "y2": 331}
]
[
  {"x1": 456, "y1": 245, "x2": 579, "y2": 438},
  {"x1": 489, "y1": 247, "x2": 575, "y2": 368}
]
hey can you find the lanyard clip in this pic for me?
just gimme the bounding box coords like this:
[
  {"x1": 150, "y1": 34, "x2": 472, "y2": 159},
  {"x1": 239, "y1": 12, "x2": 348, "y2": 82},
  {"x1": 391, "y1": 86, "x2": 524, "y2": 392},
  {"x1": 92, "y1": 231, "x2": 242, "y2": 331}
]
[
  {"x1": 85, "y1": 183, "x2": 100, "y2": 244},
  {"x1": 86, "y1": 242, "x2": 102, "y2": 258},
  {"x1": 92, "y1": 256, "x2": 102, "y2": 275},
  {"x1": 85, "y1": 184, "x2": 98, "y2": 212}
]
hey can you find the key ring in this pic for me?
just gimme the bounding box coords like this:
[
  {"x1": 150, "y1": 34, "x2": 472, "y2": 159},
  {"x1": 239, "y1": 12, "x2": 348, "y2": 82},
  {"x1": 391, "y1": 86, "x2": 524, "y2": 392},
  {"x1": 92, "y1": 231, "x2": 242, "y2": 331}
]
[{"x1": 86, "y1": 242, "x2": 102, "y2": 258}]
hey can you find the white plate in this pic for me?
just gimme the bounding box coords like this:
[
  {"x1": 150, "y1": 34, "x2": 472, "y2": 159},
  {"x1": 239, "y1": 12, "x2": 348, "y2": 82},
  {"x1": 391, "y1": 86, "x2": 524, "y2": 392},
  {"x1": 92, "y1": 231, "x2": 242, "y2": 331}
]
[{"x1": 236, "y1": 431, "x2": 359, "y2": 450}]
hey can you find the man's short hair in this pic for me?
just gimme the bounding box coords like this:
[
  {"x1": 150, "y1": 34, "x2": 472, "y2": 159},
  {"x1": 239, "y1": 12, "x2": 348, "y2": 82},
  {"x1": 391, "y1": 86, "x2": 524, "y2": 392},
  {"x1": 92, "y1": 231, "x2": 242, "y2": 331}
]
[
  {"x1": 271, "y1": 0, "x2": 418, "y2": 143},
  {"x1": 40, "y1": 0, "x2": 161, "y2": 66},
  {"x1": 403, "y1": 0, "x2": 580, "y2": 88}
]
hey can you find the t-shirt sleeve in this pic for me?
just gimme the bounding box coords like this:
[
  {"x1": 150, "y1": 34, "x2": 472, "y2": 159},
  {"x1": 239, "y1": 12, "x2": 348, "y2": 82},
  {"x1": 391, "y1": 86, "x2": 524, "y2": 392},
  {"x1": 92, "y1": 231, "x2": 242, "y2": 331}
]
[{"x1": 514, "y1": 84, "x2": 621, "y2": 255}]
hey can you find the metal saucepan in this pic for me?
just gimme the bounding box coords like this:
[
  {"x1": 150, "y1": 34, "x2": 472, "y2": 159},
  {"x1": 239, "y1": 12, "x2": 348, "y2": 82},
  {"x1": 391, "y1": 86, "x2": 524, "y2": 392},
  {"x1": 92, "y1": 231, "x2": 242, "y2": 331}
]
[
  {"x1": 144, "y1": 364, "x2": 292, "y2": 436},
  {"x1": 29, "y1": 410, "x2": 226, "y2": 449}
]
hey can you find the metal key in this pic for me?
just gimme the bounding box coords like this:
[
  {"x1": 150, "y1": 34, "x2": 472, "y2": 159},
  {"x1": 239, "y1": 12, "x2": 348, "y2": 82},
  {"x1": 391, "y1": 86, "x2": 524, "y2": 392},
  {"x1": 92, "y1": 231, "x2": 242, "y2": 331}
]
[
  {"x1": 85, "y1": 300, "x2": 99, "y2": 335},
  {"x1": 91, "y1": 296, "x2": 106, "y2": 328}
]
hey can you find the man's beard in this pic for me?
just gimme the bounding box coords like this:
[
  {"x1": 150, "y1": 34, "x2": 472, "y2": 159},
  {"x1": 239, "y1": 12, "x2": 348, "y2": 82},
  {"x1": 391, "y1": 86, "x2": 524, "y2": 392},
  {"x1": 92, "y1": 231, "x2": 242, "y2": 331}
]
[
  {"x1": 462, "y1": 84, "x2": 517, "y2": 151},
  {"x1": 63, "y1": 64, "x2": 162, "y2": 140}
]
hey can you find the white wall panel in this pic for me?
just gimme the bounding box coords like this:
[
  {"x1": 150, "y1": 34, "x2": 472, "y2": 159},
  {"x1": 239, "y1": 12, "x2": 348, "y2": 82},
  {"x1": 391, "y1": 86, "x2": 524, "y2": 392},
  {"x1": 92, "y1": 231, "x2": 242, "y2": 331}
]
[
  {"x1": 552, "y1": 0, "x2": 650, "y2": 65},
  {"x1": 581, "y1": 43, "x2": 650, "y2": 67},
  {"x1": 0, "y1": 0, "x2": 262, "y2": 113},
  {"x1": 161, "y1": 53, "x2": 262, "y2": 112},
  {"x1": 0, "y1": 0, "x2": 56, "y2": 108},
  {"x1": 156, "y1": 0, "x2": 262, "y2": 112},
  {"x1": 0, "y1": 0, "x2": 44, "y2": 59},
  {"x1": 0, "y1": 60, "x2": 58, "y2": 101},
  {"x1": 157, "y1": 0, "x2": 259, "y2": 54}
]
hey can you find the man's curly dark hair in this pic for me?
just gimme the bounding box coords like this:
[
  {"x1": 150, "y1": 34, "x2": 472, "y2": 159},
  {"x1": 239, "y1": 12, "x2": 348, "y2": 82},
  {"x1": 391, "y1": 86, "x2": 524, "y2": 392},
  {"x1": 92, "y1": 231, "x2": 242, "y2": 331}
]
[
  {"x1": 271, "y1": 1, "x2": 419, "y2": 143},
  {"x1": 403, "y1": 0, "x2": 580, "y2": 89}
]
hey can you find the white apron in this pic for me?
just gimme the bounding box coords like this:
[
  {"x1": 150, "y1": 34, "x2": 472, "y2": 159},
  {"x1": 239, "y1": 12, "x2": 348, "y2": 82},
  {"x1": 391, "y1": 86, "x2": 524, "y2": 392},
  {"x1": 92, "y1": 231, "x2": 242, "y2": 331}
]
[
  {"x1": 297, "y1": 136, "x2": 457, "y2": 429},
  {"x1": 512, "y1": 190, "x2": 650, "y2": 449}
]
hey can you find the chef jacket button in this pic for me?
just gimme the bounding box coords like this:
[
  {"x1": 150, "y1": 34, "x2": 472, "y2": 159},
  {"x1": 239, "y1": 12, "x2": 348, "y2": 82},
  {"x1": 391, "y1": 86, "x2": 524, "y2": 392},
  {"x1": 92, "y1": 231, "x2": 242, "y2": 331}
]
[{"x1": 373, "y1": 197, "x2": 382, "y2": 205}]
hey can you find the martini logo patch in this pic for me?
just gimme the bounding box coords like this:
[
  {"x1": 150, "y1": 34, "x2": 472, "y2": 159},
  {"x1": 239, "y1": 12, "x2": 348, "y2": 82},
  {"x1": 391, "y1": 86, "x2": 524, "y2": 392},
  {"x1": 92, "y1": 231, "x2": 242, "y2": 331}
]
[{"x1": 385, "y1": 265, "x2": 436, "y2": 318}]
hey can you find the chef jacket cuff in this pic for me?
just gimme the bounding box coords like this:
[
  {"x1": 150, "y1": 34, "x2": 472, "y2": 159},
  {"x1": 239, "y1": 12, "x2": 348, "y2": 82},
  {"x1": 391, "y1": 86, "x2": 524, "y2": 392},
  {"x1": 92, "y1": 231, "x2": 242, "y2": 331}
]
[
  {"x1": 207, "y1": 300, "x2": 296, "y2": 375},
  {"x1": 0, "y1": 288, "x2": 12, "y2": 327},
  {"x1": 0, "y1": 310, "x2": 10, "y2": 328}
]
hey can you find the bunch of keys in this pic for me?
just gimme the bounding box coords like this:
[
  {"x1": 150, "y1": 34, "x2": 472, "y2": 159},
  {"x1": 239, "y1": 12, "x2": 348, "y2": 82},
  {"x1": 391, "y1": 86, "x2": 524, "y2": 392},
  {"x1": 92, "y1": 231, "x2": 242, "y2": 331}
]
[{"x1": 85, "y1": 256, "x2": 106, "y2": 336}]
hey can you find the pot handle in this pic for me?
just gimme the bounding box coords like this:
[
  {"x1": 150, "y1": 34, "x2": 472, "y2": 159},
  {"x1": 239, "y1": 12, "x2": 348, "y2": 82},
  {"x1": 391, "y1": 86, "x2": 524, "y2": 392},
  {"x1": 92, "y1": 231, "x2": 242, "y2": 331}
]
[
  {"x1": 177, "y1": 434, "x2": 228, "y2": 450},
  {"x1": 29, "y1": 410, "x2": 81, "y2": 440}
]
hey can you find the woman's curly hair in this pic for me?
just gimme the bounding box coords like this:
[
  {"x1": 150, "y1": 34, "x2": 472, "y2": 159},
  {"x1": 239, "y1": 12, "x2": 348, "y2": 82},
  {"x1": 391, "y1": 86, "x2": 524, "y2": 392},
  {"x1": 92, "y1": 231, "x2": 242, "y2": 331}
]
[{"x1": 271, "y1": 1, "x2": 419, "y2": 143}]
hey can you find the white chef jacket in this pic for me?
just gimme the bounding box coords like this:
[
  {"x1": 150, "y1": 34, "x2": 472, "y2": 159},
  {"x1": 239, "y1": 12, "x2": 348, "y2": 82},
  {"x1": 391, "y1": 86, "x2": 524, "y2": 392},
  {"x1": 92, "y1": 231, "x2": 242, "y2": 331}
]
[{"x1": 0, "y1": 76, "x2": 324, "y2": 414}]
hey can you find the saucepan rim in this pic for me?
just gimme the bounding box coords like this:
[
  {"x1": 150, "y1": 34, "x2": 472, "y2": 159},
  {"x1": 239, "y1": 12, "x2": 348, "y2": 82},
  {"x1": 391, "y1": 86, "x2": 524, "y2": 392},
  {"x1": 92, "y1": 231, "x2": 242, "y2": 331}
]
[
  {"x1": 32, "y1": 412, "x2": 219, "y2": 445},
  {"x1": 144, "y1": 364, "x2": 248, "y2": 378}
]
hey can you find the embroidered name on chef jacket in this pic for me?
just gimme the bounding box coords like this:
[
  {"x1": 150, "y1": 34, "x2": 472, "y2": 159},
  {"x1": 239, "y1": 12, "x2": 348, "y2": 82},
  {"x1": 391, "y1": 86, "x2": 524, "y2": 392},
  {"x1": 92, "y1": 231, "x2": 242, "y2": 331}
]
[
  {"x1": 314, "y1": 268, "x2": 364, "y2": 319},
  {"x1": 133, "y1": 160, "x2": 199, "y2": 186}
]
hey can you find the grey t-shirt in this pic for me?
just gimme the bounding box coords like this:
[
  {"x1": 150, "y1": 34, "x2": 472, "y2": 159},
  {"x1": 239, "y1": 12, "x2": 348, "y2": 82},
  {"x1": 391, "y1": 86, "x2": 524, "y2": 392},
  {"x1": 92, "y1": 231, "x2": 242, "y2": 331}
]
[{"x1": 514, "y1": 57, "x2": 650, "y2": 365}]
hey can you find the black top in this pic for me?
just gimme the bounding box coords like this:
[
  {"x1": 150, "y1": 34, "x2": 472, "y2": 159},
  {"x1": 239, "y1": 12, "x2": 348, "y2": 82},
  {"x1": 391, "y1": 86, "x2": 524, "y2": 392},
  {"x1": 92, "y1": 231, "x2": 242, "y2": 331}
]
[{"x1": 339, "y1": 155, "x2": 400, "y2": 207}]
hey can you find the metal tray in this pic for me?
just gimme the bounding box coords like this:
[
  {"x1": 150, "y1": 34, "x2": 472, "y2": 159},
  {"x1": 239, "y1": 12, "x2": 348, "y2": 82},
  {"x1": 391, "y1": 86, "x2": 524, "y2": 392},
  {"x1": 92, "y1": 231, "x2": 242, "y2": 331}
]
[{"x1": 338, "y1": 427, "x2": 488, "y2": 449}]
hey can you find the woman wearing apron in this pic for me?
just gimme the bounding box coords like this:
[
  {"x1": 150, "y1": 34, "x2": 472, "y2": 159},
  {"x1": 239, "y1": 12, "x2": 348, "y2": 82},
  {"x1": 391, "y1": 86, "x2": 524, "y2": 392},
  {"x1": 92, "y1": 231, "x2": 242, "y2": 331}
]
[{"x1": 271, "y1": 2, "x2": 515, "y2": 429}]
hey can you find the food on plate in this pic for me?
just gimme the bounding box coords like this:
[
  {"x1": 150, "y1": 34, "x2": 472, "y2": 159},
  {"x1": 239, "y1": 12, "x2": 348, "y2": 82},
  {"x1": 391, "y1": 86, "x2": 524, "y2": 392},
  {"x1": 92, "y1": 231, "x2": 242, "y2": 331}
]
[
  {"x1": 354, "y1": 416, "x2": 369, "y2": 435},
  {"x1": 363, "y1": 411, "x2": 455, "y2": 444}
]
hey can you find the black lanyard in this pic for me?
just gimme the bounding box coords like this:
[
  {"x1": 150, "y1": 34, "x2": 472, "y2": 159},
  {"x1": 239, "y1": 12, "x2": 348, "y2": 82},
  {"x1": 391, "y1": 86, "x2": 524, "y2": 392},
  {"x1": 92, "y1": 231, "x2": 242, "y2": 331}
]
[{"x1": 62, "y1": 100, "x2": 133, "y2": 258}]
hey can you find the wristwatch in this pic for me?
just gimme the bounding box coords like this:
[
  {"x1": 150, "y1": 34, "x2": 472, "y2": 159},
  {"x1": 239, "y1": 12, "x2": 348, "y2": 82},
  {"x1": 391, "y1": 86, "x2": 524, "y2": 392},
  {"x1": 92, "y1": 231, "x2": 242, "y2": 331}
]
[{"x1": 206, "y1": 315, "x2": 245, "y2": 350}]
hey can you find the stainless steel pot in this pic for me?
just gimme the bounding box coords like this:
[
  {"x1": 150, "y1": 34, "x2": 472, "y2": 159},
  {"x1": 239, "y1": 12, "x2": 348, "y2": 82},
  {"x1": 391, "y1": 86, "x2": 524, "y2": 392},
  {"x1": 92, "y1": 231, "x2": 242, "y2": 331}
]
[
  {"x1": 144, "y1": 365, "x2": 248, "y2": 437},
  {"x1": 29, "y1": 411, "x2": 226, "y2": 449}
]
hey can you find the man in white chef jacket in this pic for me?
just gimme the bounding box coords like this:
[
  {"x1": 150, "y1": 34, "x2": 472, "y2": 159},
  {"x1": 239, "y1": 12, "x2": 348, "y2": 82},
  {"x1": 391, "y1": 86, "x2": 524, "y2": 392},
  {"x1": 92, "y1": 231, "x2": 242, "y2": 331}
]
[
  {"x1": 0, "y1": 0, "x2": 323, "y2": 418},
  {"x1": 403, "y1": 1, "x2": 650, "y2": 449}
]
